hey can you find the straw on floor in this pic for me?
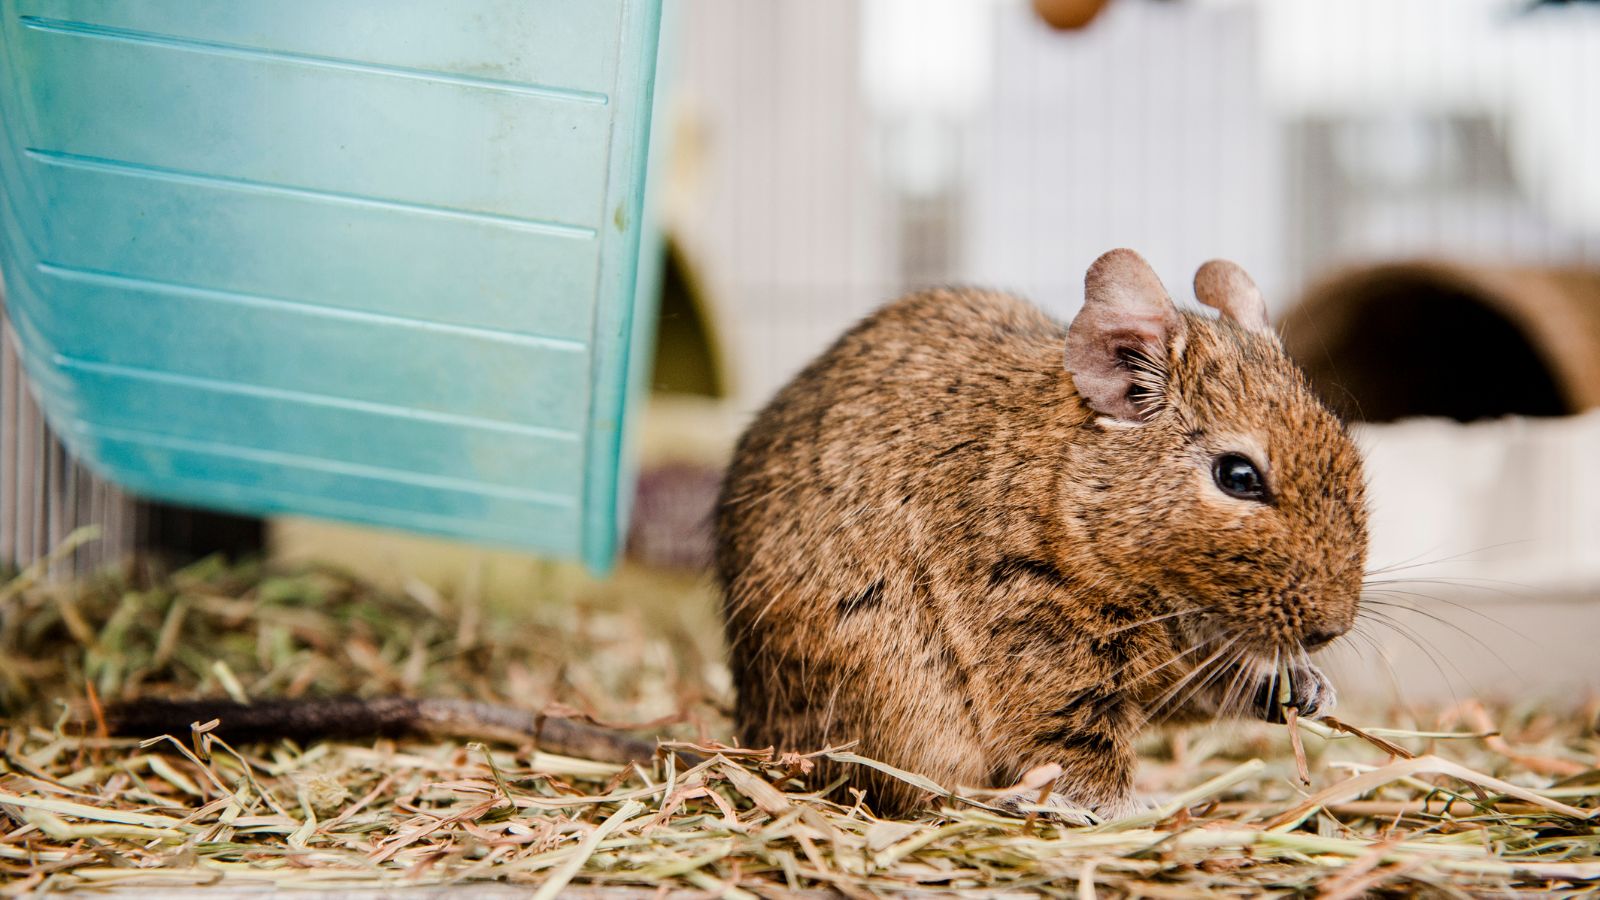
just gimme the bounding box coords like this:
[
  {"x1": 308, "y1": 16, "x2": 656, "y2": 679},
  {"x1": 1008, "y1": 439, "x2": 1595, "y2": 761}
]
[{"x1": 1, "y1": 539, "x2": 1597, "y2": 896}]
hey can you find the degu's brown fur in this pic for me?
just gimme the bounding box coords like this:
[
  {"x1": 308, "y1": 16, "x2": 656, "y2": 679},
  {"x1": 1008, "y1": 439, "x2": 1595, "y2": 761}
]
[{"x1": 716, "y1": 249, "x2": 1368, "y2": 818}]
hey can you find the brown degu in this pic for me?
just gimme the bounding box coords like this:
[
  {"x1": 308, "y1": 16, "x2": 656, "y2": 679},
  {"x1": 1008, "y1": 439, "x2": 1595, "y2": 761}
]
[{"x1": 716, "y1": 249, "x2": 1368, "y2": 818}]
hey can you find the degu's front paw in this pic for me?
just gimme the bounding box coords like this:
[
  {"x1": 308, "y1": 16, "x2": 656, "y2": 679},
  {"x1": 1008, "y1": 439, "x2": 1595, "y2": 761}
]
[{"x1": 1249, "y1": 662, "x2": 1335, "y2": 722}]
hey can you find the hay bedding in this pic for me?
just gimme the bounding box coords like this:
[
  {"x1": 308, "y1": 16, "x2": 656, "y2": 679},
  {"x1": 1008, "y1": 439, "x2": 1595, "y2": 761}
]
[{"x1": 1, "y1": 542, "x2": 1597, "y2": 896}]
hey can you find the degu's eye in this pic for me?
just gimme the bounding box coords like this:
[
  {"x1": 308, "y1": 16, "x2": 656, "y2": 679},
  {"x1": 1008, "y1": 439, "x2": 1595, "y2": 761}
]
[{"x1": 1212, "y1": 453, "x2": 1269, "y2": 502}]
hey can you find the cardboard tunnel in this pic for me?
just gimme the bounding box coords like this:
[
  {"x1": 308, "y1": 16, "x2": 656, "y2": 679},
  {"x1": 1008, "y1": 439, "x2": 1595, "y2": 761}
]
[{"x1": 1280, "y1": 261, "x2": 1600, "y2": 423}]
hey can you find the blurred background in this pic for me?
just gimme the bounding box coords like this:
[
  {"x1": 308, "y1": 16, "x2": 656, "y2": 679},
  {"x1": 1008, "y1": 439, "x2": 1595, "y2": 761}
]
[{"x1": 5, "y1": 0, "x2": 1599, "y2": 703}]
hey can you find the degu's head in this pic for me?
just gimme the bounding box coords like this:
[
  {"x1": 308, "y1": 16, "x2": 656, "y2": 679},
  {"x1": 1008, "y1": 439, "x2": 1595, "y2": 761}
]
[{"x1": 1063, "y1": 249, "x2": 1368, "y2": 659}]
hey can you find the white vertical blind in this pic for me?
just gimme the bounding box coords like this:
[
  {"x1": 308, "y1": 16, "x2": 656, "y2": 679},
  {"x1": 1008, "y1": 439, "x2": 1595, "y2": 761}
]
[{"x1": 0, "y1": 300, "x2": 137, "y2": 575}]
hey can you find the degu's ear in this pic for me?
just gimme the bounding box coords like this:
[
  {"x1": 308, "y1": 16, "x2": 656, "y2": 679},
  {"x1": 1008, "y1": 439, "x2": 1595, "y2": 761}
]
[
  {"x1": 1193, "y1": 259, "x2": 1271, "y2": 335},
  {"x1": 1065, "y1": 248, "x2": 1184, "y2": 423}
]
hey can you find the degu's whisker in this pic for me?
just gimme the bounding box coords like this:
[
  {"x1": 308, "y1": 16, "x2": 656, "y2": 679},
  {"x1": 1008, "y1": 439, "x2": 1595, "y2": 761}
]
[
  {"x1": 1143, "y1": 634, "x2": 1239, "y2": 724},
  {"x1": 1362, "y1": 539, "x2": 1534, "y2": 578},
  {"x1": 1117, "y1": 633, "x2": 1217, "y2": 689},
  {"x1": 1363, "y1": 575, "x2": 1532, "y2": 600},
  {"x1": 1360, "y1": 597, "x2": 1528, "y2": 670},
  {"x1": 1356, "y1": 610, "x2": 1476, "y2": 706},
  {"x1": 1218, "y1": 648, "x2": 1258, "y2": 718},
  {"x1": 1178, "y1": 642, "x2": 1253, "y2": 723},
  {"x1": 1103, "y1": 605, "x2": 1203, "y2": 636}
]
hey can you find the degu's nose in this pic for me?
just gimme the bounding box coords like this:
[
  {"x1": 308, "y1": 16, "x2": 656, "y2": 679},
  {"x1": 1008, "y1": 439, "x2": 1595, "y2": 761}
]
[{"x1": 1302, "y1": 627, "x2": 1343, "y2": 651}]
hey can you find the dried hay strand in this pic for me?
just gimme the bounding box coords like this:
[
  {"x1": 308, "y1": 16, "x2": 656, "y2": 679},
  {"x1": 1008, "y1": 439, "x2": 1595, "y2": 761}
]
[{"x1": 1, "y1": 543, "x2": 1598, "y2": 896}]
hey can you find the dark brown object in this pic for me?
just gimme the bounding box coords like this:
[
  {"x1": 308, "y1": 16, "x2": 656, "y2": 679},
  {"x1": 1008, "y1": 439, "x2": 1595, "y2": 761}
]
[
  {"x1": 718, "y1": 250, "x2": 1368, "y2": 817},
  {"x1": 627, "y1": 462, "x2": 723, "y2": 570}
]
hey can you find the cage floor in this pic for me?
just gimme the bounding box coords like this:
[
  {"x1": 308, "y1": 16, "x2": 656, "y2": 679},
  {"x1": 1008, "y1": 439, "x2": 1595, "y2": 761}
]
[{"x1": 2, "y1": 550, "x2": 1597, "y2": 896}]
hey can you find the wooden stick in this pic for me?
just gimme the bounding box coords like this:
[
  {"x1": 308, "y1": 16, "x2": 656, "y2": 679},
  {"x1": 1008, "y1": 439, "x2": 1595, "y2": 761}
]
[{"x1": 97, "y1": 696, "x2": 699, "y2": 767}]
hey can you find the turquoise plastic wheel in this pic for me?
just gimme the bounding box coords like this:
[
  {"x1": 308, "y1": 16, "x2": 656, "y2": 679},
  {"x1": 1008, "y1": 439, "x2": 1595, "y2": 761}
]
[{"x1": 0, "y1": 0, "x2": 666, "y2": 571}]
